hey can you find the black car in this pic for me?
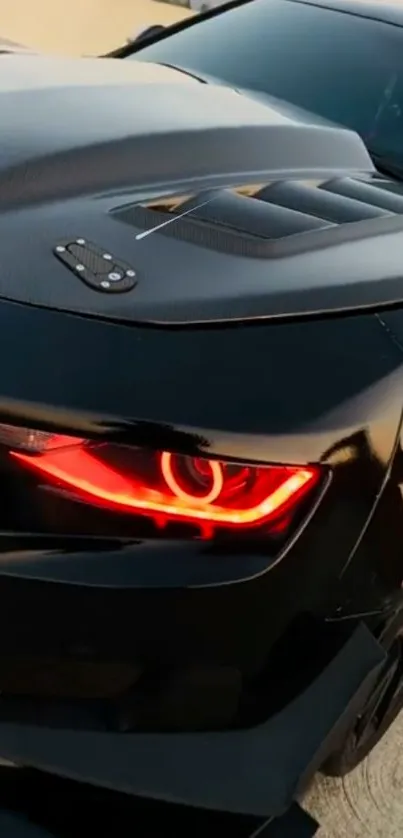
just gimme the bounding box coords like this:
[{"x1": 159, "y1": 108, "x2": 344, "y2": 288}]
[
  {"x1": 0, "y1": 45, "x2": 403, "y2": 838},
  {"x1": 122, "y1": 0, "x2": 403, "y2": 180}
]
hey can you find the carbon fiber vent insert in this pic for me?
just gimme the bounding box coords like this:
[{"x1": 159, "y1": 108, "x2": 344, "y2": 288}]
[{"x1": 113, "y1": 177, "x2": 403, "y2": 260}]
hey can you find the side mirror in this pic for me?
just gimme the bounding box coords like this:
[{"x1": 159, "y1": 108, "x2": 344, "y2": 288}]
[{"x1": 127, "y1": 24, "x2": 166, "y2": 45}]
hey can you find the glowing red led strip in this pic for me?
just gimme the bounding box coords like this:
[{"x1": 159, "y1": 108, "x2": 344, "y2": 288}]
[{"x1": 11, "y1": 447, "x2": 317, "y2": 527}]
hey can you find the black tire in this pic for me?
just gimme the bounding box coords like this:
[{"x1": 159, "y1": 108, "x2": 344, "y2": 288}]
[
  {"x1": 324, "y1": 690, "x2": 403, "y2": 777},
  {"x1": 323, "y1": 623, "x2": 403, "y2": 777}
]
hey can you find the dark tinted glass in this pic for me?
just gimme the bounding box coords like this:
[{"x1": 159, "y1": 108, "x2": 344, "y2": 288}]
[{"x1": 131, "y1": 0, "x2": 403, "y2": 165}]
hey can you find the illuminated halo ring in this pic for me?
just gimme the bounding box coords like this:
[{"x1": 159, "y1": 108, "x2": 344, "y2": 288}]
[{"x1": 161, "y1": 452, "x2": 223, "y2": 505}]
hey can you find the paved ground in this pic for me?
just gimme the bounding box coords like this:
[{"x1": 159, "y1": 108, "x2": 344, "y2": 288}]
[
  {"x1": 303, "y1": 713, "x2": 403, "y2": 836},
  {"x1": 0, "y1": 0, "x2": 402, "y2": 833}
]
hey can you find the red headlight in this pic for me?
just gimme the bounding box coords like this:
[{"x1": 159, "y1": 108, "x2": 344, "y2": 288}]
[{"x1": 2, "y1": 424, "x2": 323, "y2": 538}]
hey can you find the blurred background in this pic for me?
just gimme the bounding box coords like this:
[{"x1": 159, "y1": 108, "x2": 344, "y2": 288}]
[{"x1": 0, "y1": 0, "x2": 192, "y2": 55}]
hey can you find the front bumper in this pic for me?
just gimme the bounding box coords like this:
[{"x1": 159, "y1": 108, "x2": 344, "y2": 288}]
[
  {"x1": 0, "y1": 800, "x2": 318, "y2": 838},
  {"x1": 0, "y1": 624, "x2": 385, "y2": 822}
]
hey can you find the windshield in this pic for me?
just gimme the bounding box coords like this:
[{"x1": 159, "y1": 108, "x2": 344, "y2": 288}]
[{"x1": 130, "y1": 0, "x2": 403, "y2": 171}]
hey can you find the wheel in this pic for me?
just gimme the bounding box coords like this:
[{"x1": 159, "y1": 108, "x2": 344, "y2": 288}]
[{"x1": 322, "y1": 618, "x2": 403, "y2": 777}]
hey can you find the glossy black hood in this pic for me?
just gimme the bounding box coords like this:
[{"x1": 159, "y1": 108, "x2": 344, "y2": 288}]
[
  {"x1": 0, "y1": 55, "x2": 372, "y2": 192},
  {"x1": 2, "y1": 53, "x2": 403, "y2": 327}
]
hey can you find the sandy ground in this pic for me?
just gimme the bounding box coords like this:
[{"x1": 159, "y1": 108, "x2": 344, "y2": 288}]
[
  {"x1": 303, "y1": 714, "x2": 403, "y2": 837},
  {"x1": 0, "y1": 0, "x2": 402, "y2": 834},
  {"x1": 0, "y1": 0, "x2": 192, "y2": 55}
]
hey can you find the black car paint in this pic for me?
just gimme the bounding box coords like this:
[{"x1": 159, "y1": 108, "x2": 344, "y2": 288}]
[
  {"x1": 0, "y1": 52, "x2": 401, "y2": 825},
  {"x1": 0, "y1": 803, "x2": 320, "y2": 838},
  {"x1": 0, "y1": 625, "x2": 384, "y2": 820},
  {"x1": 127, "y1": 0, "x2": 403, "y2": 173},
  {"x1": 0, "y1": 301, "x2": 401, "y2": 672}
]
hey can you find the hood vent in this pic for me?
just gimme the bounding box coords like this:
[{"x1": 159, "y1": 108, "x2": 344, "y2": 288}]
[{"x1": 115, "y1": 175, "x2": 403, "y2": 255}]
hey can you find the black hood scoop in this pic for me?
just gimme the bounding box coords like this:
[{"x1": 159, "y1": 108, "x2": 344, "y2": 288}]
[{"x1": 1, "y1": 54, "x2": 402, "y2": 326}]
